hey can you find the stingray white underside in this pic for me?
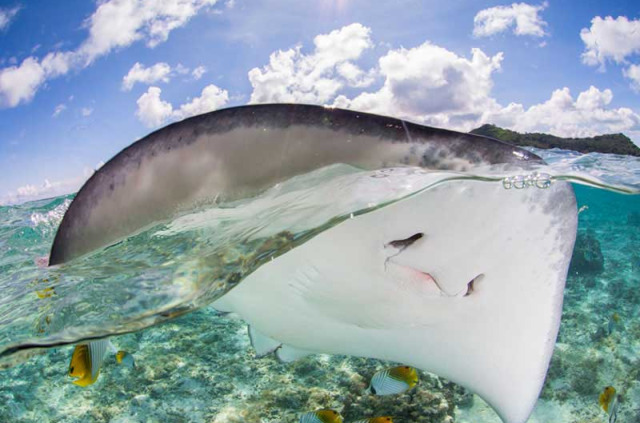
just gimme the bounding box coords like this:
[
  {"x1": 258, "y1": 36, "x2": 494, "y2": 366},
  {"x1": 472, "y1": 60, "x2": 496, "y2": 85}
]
[{"x1": 212, "y1": 177, "x2": 577, "y2": 423}]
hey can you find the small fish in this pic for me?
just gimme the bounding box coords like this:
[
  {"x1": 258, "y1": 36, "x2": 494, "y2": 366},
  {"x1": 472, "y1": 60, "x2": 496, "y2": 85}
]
[
  {"x1": 599, "y1": 386, "x2": 616, "y2": 413},
  {"x1": 116, "y1": 350, "x2": 135, "y2": 368},
  {"x1": 299, "y1": 409, "x2": 343, "y2": 423},
  {"x1": 352, "y1": 417, "x2": 394, "y2": 423},
  {"x1": 35, "y1": 286, "x2": 55, "y2": 299},
  {"x1": 68, "y1": 339, "x2": 115, "y2": 387},
  {"x1": 607, "y1": 313, "x2": 621, "y2": 335},
  {"x1": 368, "y1": 365, "x2": 419, "y2": 395}
]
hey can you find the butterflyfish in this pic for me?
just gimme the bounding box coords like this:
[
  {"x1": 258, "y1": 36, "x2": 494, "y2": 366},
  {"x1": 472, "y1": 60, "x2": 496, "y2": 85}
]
[
  {"x1": 352, "y1": 417, "x2": 394, "y2": 423},
  {"x1": 68, "y1": 339, "x2": 116, "y2": 386},
  {"x1": 116, "y1": 350, "x2": 135, "y2": 368},
  {"x1": 35, "y1": 287, "x2": 55, "y2": 299},
  {"x1": 299, "y1": 409, "x2": 343, "y2": 423},
  {"x1": 607, "y1": 313, "x2": 621, "y2": 335},
  {"x1": 599, "y1": 386, "x2": 616, "y2": 412},
  {"x1": 368, "y1": 366, "x2": 419, "y2": 395}
]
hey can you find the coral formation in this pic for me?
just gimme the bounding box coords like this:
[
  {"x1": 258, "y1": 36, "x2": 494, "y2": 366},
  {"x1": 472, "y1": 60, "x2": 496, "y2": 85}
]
[{"x1": 569, "y1": 230, "x2": 605, "y2": 275}]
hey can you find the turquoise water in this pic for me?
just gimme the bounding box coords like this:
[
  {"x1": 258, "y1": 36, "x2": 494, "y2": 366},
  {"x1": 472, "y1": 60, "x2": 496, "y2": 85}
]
[{"x1": 0, "y1": 148, "x2": 639, "y2": 422}]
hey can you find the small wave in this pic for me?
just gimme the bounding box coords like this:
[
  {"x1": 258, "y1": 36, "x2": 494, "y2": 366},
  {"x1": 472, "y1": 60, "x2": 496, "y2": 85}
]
[
  {"x1": 530, "y1": 148, "x2": 640, "y2": 191},
  {"x1": 30, "y1": 199, "x2": 72, "y2": 229}
]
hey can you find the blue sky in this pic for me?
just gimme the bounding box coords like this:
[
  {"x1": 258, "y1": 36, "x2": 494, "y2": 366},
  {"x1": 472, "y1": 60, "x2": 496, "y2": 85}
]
[{"x1": 0, "y1": 0, "x2": 639, "y2": 203}]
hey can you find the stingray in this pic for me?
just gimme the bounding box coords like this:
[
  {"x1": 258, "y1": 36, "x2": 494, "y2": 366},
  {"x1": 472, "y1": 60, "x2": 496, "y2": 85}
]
[{"x1": 48, "y1": 104, "x2": 577, "y2": 423}]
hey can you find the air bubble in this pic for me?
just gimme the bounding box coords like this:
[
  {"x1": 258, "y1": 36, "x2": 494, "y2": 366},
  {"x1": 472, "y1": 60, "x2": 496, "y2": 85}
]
[
  {"x1": 535, "y1": 173, "x2": 552, "y2": 189},
  {"x1": 513, "y1": 175, "x2": 526, "y2": 189},
  {"x1": 502, "y1": 172, "x2": 553, "y2": 190}
]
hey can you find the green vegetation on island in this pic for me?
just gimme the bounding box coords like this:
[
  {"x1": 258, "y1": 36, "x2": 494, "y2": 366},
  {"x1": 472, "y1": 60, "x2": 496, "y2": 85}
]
[{"x1": 470, "y1": 124, "x2": 640, "y2": 157}]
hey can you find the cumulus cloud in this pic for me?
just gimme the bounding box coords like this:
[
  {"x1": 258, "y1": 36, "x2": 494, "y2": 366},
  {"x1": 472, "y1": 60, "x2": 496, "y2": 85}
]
[
  {"x1": 473, "y1": 2, "x2": 548, "y2": 38},
  {"x1": 581, "y1": 16, "x2": 640, "y2": 68},
  {"x1": 77, "y1": 0, "x2": 217, "y2": 64},
  {"x1": 624, "y1": 64, "x2": 640, "y2": 92},
  {"x1": 0, "y1": 5, "x2": 20, "y2": 31},
  {"x1": 0, "y1": 0, "x2": 217, "y2": 107},
  {"x1": 136, "y1": 84, "x2": 228, "y2": 127},
  {"x1": 248, "y1": 23, "x2": 374, "y2": 104},
  {"x1": 122, "y1": 62, "x2": 172, "y2": 90},
  {"x1": 175, "y1": 84, "x2": 228, "y2": 118},
  {"x1": 580, "y1": 16, "x2": 640, "y2": 91},
  {"x1": 486, "y1": 86, "x2": 640, "y2": 138},
  {"x1": 244, "y1": 23, "x2": 639, "y2": 143},
  {"x1": 0, "y1": 165, "x2": 99, "y2": 205},
  {"x1": 136, "y1": 86, "x2": 173, "y2": 127},
  {"x1": 81, "y1": 107, "x2": 93, "y2": 117},
  {"x1": 0, "y1": 57, "x2": 46, "y2": 107},
  {"x1": 334, "y1": 42, "x2": 504, "y2": 130}
]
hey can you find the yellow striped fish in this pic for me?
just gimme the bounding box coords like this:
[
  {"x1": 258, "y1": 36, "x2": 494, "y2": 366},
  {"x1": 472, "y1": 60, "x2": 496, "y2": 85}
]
[
  {"x1": 299, "y1": 409, "x2": 343, "y2": 423},
  {"x1": 68, "y1": 339, "x2": 113, "y2": 386},
  {"x1": 368, "y1": 365, "x2": 418, "y2": 395},
  {"x1": 352, "y1": 417, "x2": 393, "y2": 423},
  {"x1": 116, "y1": 350, "x2": 135, "y2": 368}
]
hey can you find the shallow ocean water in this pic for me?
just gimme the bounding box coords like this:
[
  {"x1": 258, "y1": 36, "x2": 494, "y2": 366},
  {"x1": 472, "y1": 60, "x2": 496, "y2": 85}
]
[{"x1": 0, "y1": 148, "x2": 639, "y2": 423}]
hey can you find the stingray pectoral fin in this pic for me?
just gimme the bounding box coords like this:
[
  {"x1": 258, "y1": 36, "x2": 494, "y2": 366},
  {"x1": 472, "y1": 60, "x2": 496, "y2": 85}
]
[
  {"x1": 49, "y1": 104, "x2": 540, "y2": 265},
  {"x1": 218, "y1": 178, "x2": 577, "y2": 423},
  {"x1": 248, "y1": 325, "x2": 281, "y2": 357},
  {"x1": 275, "y1": 344, "x2": 315, "y2": 363}
]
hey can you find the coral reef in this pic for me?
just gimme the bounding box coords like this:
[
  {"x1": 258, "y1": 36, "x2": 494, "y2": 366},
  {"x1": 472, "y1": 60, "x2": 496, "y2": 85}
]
[{"x1": 569, "y1": 230, "x2": 605, "y2": 275}]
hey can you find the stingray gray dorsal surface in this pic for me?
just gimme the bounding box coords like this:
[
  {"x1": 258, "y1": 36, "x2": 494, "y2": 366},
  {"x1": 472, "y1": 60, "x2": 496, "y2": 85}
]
[
  {"x1": 49, "y1": 104, "x2": 540, "y2": 265},
  {"x1": 49, "y1": 104, "x2": 577, "y2": 423}
]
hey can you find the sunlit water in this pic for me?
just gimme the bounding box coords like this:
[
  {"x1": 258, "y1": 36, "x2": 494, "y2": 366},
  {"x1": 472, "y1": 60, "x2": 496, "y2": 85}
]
[{"x1": 0, "y1": 148, "x2": 638, "y2": 422}]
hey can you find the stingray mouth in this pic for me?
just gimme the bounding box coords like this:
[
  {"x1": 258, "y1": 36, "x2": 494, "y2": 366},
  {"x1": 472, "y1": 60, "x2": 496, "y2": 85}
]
[{"x1": 384, "y1": 232, "x2": 483, "y2": 298}]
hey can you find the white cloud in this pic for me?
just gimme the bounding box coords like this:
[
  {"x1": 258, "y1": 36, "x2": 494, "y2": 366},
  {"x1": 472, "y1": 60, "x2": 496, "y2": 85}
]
[
  {"x1": 2, "y1": 178, "x2": 77, "y2": 205},
  {"x1": 248, "y1": 23, "x2": 374, "y2": 104},
  {"x1": 336, "y1": 62, "x2": 375, "y2": 87},
  {"x1": 0, "y1": 57, "x2": 46, "y2": 107},
  {"x1": 81, "y1": 107, "x2": 93, "y2": 117},
  {"x1": 136, "y1": 86, "x2": 173, "y2": 127},
  {"x1": 580, "y1": 16, "x2": 640, "y2": 68},
  {"x1": 0, "y1": 163, "x2": 106, "y2": 205},
  {"x1": 334, "y1": 42, "x2": 504, "y2": 130},
  {"x1": 624, "y1": 64, "x2": 640, "y2": 92},
  {"x1": 136, "y1": 84, "x2": 228, "y2": 127},
  {"x1": 486, "y1": 86, "x2": 640, "y2": 138},
  {"x1": 0, "y1": 51, "x2": 78, "y2": 107},
  {"x1": 473, "y1": 2, "x2": 548, "y2": 38},
  {"x1": 175, "y1": 63, "x2": 190, "y2": 74},
  {"x1": 0, "y1": 6, "x2": 20, "y2": 31},
  {"x1": 77, "y1": 0, "x2": 217, "y2": 64},
  {"x1": 175, "y1": 84, "x2": 228, "y2": 118},
  {"x1": 52, "y1": 103, "x2": 66, "y2": 117},
  {"x1": 192, "y1": 65, "x2": 207, "y2": 80},
  {"x1": 122, "y1": 62, "x2": 172, "y2": 90},
  {"x1": 0, "y1": 0, "x2": 217, "y2": 107},
  {"x1": 245, "y1": 23, "x2": 639, "y2": 142}
]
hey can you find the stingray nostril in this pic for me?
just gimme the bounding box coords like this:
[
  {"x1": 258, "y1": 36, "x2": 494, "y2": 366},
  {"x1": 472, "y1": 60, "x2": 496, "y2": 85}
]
[
  {"x1": 464, "y1": 273, "x2": 484, "y2": 297},
  {"x1": 386, "y1": 233, "x2": 424, "y2": 250}
]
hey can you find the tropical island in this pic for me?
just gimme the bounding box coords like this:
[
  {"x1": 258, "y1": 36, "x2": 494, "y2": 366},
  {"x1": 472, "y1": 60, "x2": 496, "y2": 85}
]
[{"x1": 471, "y1": 124, "x2": 640, "y2": 157}]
